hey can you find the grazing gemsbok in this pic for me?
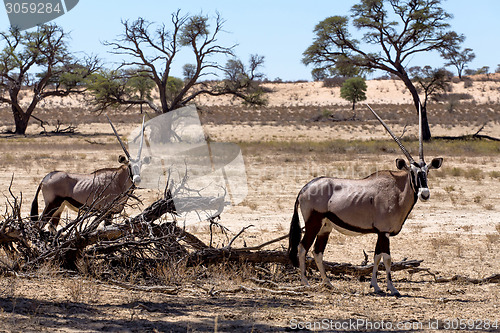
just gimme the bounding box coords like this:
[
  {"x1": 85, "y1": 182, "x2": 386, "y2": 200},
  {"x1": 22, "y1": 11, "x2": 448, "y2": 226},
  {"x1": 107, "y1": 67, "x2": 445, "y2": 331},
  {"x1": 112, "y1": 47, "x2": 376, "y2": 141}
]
[
  {"x1": 288, "y1": 105, "x2": 443, "y2": 296},
  {"x1": 31, "y1": 117, "x2": 147, "y2": 231}
]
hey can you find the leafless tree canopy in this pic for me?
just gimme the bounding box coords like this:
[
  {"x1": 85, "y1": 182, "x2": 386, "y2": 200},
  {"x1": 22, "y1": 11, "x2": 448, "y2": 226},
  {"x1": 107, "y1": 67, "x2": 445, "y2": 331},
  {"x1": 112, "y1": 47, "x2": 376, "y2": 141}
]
[{"x1": 90, "y1": 11, "x2": 266, "y2": 114}]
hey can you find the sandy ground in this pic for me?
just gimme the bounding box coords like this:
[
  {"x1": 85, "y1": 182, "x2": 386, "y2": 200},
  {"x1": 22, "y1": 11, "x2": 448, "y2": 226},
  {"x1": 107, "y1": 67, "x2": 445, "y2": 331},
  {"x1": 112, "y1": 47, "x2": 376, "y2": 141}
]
[
  {"x1": 196, "y1": 78, "x2": 500, "y2": 106},
  {"x1": 0, "y1": 121, "x2": 499, "y2": 332},
  {"x1": 0, "y1": 80, "x2": 499, "y2": 332}
]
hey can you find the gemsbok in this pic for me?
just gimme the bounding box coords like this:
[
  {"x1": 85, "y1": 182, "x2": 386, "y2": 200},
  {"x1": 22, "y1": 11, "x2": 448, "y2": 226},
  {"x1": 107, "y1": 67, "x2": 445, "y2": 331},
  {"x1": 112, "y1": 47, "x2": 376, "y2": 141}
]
[
  {"x1": 31, "y1": 117, "x2": 148, "y2": 231},
  {"x1": 288, "y1": 105, "x2": 443, "y2": 296}
]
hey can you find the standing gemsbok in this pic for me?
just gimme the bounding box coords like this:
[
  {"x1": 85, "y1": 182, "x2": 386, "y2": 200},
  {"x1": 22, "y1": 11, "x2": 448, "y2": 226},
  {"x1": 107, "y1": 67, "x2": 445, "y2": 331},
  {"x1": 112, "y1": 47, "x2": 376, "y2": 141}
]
[
  {"x1": 31, "y1": 117, "x2": 148, "y2": 231},
  {"x1": 288, "y1": 105, "x2": 443, "y2": 296}
]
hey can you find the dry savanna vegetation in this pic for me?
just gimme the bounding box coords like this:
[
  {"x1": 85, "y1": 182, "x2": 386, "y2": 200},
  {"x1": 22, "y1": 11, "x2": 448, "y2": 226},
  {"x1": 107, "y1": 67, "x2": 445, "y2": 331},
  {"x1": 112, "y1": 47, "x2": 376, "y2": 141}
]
[{"x1": 0, "y1": 78, "x2": 499, "y2": 332}]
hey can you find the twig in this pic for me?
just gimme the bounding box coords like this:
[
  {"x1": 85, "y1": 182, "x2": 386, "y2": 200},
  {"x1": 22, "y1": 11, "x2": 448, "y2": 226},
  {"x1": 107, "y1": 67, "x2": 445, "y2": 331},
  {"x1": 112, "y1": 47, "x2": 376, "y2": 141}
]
[
  {"x1": 210, "y1": 284, "x2": 309, "y2": 296},
  {"x1": 434, "y1": 273, "x2": 500, "y2": 284},
  {"x1": 399, "y1": 124, "x2": 408, "y2": 139},
  {"x1": 108, "y1": 279, "x2": 179, "y2": 294},
  {"x1": 361, "y1": 250, "x2": 369, "y2": 266},
  {"x1": 238, "y1": 228, "x2": 303, "y2": 251},
  {"x1": 434, "y1": 122, "x2": 500, "y2": 141},
  {"x1": 473, "y1": 123, "x2": 487, "y2": 136},
  {"x1": 225, "y1": 225, "x2": 254, "y2": 249},
  {"x1": 84, "y1": 139, "x2": 105, "y2": 145}
]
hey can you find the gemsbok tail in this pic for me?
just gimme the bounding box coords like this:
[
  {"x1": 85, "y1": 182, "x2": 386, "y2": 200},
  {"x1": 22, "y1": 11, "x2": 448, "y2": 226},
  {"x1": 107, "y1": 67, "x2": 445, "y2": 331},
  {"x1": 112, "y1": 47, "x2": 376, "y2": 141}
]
[
  {"x1": 31, "y1": 182, "x2": 42, "y2": 222},
  {"x1": 288, "y1": 194, "x2": 302, "y2": 267}
]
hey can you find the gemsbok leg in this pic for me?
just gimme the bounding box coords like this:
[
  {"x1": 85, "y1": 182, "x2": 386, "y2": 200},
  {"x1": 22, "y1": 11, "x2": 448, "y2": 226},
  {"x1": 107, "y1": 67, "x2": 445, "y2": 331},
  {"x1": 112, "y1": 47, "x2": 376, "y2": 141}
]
[
  {"x1": 297, "y1": 210, "x2": 322, "y2": 285},
  {"x1": 40, "y1": 197, "x2": 65, "y2": 232},
  {"x1": 312, "y1": 218, "x2": 334, "y2": 287},
  {"x1": 370, "y1": 232, "x2": 400, "y2": 296},
  {"x1": 298, "y1": 211, "x2": 334, "y2": 287}
]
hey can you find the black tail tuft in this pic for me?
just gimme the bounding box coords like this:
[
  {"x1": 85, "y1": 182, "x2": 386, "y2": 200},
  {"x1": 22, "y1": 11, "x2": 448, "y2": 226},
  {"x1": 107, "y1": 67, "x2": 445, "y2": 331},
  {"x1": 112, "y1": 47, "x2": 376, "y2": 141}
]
[
  {"x1": 288, "y1": 195, "x2": 302, "y2": 267},
  {"x1": 31, "y1": 183, "x2": 42, "y2": 222}
]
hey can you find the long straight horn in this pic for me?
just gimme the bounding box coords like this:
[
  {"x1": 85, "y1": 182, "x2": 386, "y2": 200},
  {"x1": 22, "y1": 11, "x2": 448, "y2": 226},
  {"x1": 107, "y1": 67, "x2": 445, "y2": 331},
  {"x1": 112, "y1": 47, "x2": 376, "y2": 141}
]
[
  {"x1": 136, "y1": 115, "x2": 145, "y2": 161},
  {"x1": 106, "y1": 115, "x2": 131, "y2": 159},
  {"x1": 418, "y1": 103, "x2": 424, "y2": 162},
  {"x1": 366, "y1": 105, "x2": 415, "y2": 163}
]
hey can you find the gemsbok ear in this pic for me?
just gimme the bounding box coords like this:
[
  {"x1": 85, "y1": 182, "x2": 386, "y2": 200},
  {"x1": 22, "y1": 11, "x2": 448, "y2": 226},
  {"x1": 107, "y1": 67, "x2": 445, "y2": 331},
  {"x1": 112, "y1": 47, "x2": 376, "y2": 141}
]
[
  {"x1": 429, "y1": 157, "x2": 443, "y2": 170},
  {"x1": 396, "y1": 158, "x2": 408, "y2": 170},
  {"x1": 118, "y1": 155, "x2": 128, "y2": 164}
]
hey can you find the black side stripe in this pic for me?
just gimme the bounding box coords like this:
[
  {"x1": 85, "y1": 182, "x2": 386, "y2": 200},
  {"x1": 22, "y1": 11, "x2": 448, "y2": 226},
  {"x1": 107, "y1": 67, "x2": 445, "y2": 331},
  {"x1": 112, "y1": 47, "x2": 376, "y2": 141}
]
[{"x1": 324, "y1": 211, "x2": 376, "y2": 234}]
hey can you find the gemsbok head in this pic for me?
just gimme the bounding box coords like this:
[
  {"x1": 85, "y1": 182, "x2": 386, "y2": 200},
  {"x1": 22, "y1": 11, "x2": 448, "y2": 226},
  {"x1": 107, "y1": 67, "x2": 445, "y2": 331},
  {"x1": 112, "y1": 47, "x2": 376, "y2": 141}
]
[
  {"x1": 288, "y1": 105, "x2": 443, "y2": 296},
  {"x1": 31, "y1": 116, "x2": 148, "y2": 232}
]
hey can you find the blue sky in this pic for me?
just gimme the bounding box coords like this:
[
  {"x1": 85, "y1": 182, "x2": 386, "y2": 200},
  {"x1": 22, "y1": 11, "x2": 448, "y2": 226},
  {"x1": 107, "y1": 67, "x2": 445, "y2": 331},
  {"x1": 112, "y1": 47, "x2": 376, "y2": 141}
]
[{"x1": 1, "y1": 1, "x2": 498, "y2": 81}]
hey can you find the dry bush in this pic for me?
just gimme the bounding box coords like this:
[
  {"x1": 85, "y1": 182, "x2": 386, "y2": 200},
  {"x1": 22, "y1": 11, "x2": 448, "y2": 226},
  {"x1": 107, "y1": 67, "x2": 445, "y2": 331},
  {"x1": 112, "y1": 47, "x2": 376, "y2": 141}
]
[
  {"x1": 484, "y1": 203, "x2": 495, "y2": 211},
  {"x1": 462, "y1": 225, "x2": 473, "y2": 232},
  {"x1": 489, "y1": 171, "x2": 500, "y2": 179},
  {"x1": 464, "y1": 168, "x2": 484, "y2": 181},
  {"x1": 486, "y1": 234, "x2": 500, "y2": 252},
  {"x1": 323, "y1": 77, "x2": 346, "y2": 88},
  {"x1": 430, "y1": 237, "x2": 453, "y2": 251}
]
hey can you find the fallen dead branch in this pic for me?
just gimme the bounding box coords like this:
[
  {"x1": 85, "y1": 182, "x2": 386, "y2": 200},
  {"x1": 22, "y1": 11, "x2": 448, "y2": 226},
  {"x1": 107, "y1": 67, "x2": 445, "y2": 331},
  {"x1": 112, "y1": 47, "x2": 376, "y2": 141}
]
[
  {"x1": 40, "y1": 120, "x2": 77, "y2": 135},
  {"x1": 406, "y1": 266, "x2": 500, "y2": 285},
  {"x1": 108, "y1": 279, "x2": 180, "y2": 294},
  {"x1": 434, "y1": 123, "x2": 500, "y2": 141},
  {"x1": 201, "y1": 284, "x2": 309, "y2": 297},
  {"x1": 185, "y1": 247, "x2": 424, "y2": 278},
  {"x1": 433, "y1": 273, "x2": 500, "y2": 284}
]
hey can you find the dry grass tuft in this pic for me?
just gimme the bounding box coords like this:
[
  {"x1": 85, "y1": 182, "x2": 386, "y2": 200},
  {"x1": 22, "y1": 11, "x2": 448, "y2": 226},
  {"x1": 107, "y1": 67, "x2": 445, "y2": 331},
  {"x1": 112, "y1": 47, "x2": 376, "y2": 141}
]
[
  {"x1": 486, "y1": 234, "x2": 500, "y2": 252},
  {"x1": 65, "y1": 278, "x2": 102, "y2": 304},
  {"x1": 464, "y1": 168, "x2": 484, "y2": 181},
  {"x1": 461, "y1": 225, "x2": 473, "y2": 232},
  {"x1": 489, "y1": 170, "x2": 500, "y2": 179}
]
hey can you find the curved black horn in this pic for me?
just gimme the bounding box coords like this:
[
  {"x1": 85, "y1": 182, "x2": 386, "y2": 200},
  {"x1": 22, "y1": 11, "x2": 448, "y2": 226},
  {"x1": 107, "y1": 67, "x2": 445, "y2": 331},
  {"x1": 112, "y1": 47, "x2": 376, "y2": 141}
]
[
  {"x1": 136, "y1": 115, "x2": 145, "y2": 161},
  {"x1": 106, "y1": 115, "x2": 131, "y2": 159},
  {"x1": 418, "y1": 103, "x2": 424, "y2": 162},
  {"x1": 367, "y1": 105, "x2": 415, "y2": 163}
]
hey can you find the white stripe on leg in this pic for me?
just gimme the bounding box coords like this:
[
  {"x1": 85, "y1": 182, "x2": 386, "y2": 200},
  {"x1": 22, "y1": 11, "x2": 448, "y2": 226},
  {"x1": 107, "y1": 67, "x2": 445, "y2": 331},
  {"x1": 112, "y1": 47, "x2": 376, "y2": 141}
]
[
  {"x1": 313, "y1": 251, "x2": 333, "y2": 287},
  {"x1": 382, "y1": 253, "x2": 400, "y2": 296},
  {"x1": 298, "y1": 243, "x2": 309, "y2": 286},
  {"x1": 370, "y1": 253, "x2": 383, "y2": 293}
]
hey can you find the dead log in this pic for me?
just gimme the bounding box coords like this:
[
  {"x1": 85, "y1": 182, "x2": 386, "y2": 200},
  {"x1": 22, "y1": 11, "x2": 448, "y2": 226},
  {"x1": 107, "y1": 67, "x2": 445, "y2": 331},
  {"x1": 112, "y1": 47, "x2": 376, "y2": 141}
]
[
  {"x1": 185, "y1": 247, "x2": 424, "y2": 278},
  {"x1": 434, "y1": 123, "x2": 500, "y2": 141},
  {"x1": 434, "y1": 273, "x2": 500, "y2": 284}
]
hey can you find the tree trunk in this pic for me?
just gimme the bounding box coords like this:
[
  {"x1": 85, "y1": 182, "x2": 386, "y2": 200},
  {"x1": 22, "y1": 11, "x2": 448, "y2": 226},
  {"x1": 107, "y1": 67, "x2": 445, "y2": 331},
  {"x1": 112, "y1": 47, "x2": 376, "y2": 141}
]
[
  {"x1": 400, "y1": 75, "x2": 432, "y2": 141},
  {"x1": 12, "y1": 106, "x2": 29, "y2": 135},
  {"x1": 352, "y1": 101, "x2": 355, "y2": 110},
  {"x1": 420, "y1": 105, "x2": 432, "y2": 141},
  {"x1": 158, "y1": 81, "x2": 169, "y2": 114}
]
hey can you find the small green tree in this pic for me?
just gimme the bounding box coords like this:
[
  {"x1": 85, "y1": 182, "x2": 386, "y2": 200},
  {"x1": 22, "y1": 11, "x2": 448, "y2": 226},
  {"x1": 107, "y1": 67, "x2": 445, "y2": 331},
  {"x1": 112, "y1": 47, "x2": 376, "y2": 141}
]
[{"x1": 340, "y1": 77, "x2": 367, "y2": 110}]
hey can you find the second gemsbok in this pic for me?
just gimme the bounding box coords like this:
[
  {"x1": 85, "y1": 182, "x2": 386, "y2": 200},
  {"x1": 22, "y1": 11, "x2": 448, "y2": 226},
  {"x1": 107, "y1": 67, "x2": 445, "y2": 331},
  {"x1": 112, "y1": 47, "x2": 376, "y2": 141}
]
[
  {"x1": 31, "y1": 117, "x2": 148, "y2": 231},
  {"x1": 288, "y1": 105, "x2": 442, "y2": 296}
]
